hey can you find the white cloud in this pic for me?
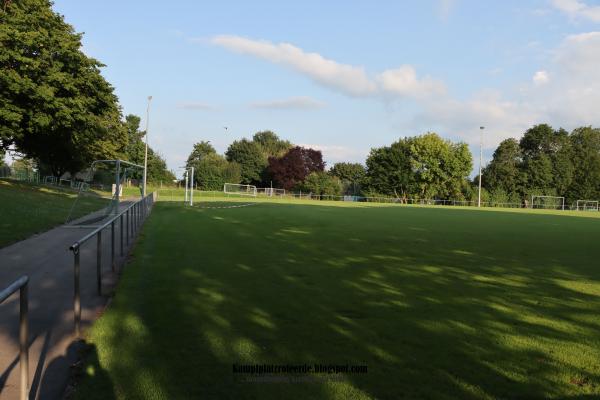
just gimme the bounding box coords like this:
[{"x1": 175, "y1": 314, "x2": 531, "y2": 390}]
[
  {"x1": 177, "y1": 102, "x2": 213, "y2": 110},
  {"x1": 204, "y1": 32, "x2": 600, "y2": 155},
  {"x1": 377, "y1": 66, "x2": 446, "y2": 98},
  {"x1": 249, "y1": 96, "x2": 326, "y2": 110},
  {"x1": 209, "y1": 35, "x2": 442, "y2": 100},
  {"x1": 551, "y1": 0, "x2": 600, "y2": 22},
  {"x1": 211, "y1": 35, "x2": 376, "y2": 96},
  {"x1": 532, "y1": 70, "x2": 550, "y2": 85}
]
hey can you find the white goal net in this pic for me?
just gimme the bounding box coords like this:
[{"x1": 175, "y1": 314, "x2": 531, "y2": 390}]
[
  {"x1": 575, "y1": 200, "x2": 599, "y2": 211},
  {"x1": 531, "y1": 195, "x2": 565, "y2": 210},
  {"x1": 224, "y1": 183, "x2": 257, "y2": 197}
]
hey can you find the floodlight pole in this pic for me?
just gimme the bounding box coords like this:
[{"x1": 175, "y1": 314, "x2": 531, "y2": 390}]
[
  {"x1": 143, "y1": 96, "x2": 152, "y2": 197},
  {"x1": 477, "y1": 126, "x2": 485, "y2": 208},
  {"x1": 184, "y1": 170, "x2": 188, "y2": 203},
  {"x1": 190, "y1": 167, "x2": 194, "y2": 206}
]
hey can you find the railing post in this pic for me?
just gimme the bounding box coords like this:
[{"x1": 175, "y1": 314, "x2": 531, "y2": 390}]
[
  {"x1": 97, "y1": 231, "x2": 102, "y2": 296},
  {"x1": 74, "y1": 250, "x2": 81, "y2": 337},
  {"x1": 126, "y1": 209, "x2": 130, "y2": 245},
  {"x1": 120, "y1": 214, "x2": 124, "y2": 256},
  {"x1": 111, "y1": 221, "x2": 115, "y2": 272},
  {"x1": 19, "y1": 280, "x2": 28, "y2": 400}
]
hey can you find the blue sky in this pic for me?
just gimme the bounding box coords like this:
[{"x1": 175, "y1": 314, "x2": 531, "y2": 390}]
[{"x1": 51, "y1": 0, "x2": 600, "y2": 176}]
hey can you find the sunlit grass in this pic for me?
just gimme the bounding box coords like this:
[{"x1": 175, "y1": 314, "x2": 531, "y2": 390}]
[
  {"x1": 0, "y1": 179, "x2": 106, "y2": 247},
  {"x1": 76, "y1": 201, "x2": 600, "y2": 399}
]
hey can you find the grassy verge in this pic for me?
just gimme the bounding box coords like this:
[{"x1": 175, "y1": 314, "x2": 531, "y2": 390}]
[
  {"x1": 0, "y1": 179, "x2": 107, "y2": 247},
  {"x1": 76, "y1": 201, "x2": 600, "y2": 399}
]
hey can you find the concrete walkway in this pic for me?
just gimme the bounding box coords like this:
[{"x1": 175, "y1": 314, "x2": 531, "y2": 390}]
[{"x1": 0, "y1": 202, "x2": 146, "y2": 399}]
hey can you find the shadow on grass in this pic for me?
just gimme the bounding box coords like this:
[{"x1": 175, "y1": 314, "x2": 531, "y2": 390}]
[
  {"x1": 74, "y1": 202, "x2": 600, "y2": 399},
  {"x1": 0, "y1": 179, "x2": 107, "y2": 248}
]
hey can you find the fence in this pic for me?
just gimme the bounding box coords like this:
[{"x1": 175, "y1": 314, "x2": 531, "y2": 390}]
[
  {"x1": 156, "y1": 190, "x2": 596, "y2": 211},
  {"x1": 69, "y1": 192, "x2": 155, "y2": 336},
  {"x1": 0, "y1": 275, "x2": 29, "y2": 400},
  {"x1": 0, "y1": 166, "x2": 39, "y2": 183}
]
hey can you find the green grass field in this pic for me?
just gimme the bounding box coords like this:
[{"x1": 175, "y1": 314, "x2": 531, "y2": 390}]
[
  {"x1": 75, "y1": 199, "x2": 600, "y2": 399},
  {"x1": 0, "y1": 179, "x2": 108, "y2": 248}
]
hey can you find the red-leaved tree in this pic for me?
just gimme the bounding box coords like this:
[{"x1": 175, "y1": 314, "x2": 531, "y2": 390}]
[{"x1": 267, "y1": 146, "x2": 325, "y2": 190}]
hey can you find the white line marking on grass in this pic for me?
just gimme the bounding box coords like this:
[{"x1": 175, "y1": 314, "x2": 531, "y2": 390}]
[{"x1": 195, "y1": 202, "x2": 258, "y2": 209}]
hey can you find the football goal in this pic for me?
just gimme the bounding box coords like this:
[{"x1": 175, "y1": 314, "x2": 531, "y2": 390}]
[
  {"x1": 531, "y1": 195, "x2": 565, "y2": 210},
  {"x1": 224, "y1": 183, "x2": 257, "y2": 197},
  {"x1": 575, "y1": 200, "x2": 599, "y2": 211}
]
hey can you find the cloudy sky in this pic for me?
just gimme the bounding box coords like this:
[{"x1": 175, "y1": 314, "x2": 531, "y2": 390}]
[{"x1": 52, "y1": 0, "x2": 600, "y2": 176}]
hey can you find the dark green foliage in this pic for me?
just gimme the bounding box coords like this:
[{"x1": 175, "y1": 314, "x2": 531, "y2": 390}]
[
  {"x1": 482, "y1": 124, "x2": 600, "y2": 204},
  {"x1": 300, "y1": 171, "x2": 343, "y2": 196},
  {"x1": 482, "y1": 139, "x2": 523, "y2": 195},
  {"x1": 225, "y1": 139, "x2": 266, "y2": 184},
  {"x1": 188, "y1": 153, "x2": 241, "y2": 190},
  {"x1": 329, "y1": 162, "x2": 365, "y2": 195},
  {"x1": 365, "y1": 133, "x2": 472, "y2": 199},
  {"x1": 252, "y1": 130, "x2": 292, "y2": 158},
  {"x1": 0, "y1": 0, "x2": 127, "y2": 176},
  {"x1": 186, "y1": 141, "x2": 216, "y2": 166},
  {"x1": 568, "y1": 127, "x2": 600, "y2": 201}
]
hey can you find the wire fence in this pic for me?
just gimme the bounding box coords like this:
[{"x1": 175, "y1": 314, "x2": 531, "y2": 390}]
[{"x1": 152, "y1": 189, "x2": 600, "y2": 212}]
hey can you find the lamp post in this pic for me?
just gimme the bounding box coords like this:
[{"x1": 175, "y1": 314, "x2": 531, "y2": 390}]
[
  {"x1": 478, "y1": 126, "x2": 485, "y2": 207},
  {"x1": 143, "y1": 96, "x2": 152, "y2": 197}
]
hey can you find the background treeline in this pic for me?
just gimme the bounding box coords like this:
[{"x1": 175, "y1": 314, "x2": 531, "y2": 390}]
[
  {"x1": 188, "y1": 124, "x2": 600, "y2": 205},
  {"x1": 0, "y1": 0, "x2": 174, "y2": 183},
  {"x1": 481, "y1": 124, "x2": 600, "y2": 205}
]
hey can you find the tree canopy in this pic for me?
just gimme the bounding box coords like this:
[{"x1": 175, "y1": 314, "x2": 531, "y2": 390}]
[
  {"x1": 1, "y1": 0, "x2": 126, "y2": 176},
  {"x1": 365, "y1": 133, "x2": 472, "y2": 199},
  {"x1": 267, "y1": 146, "x2": 325, "y2": 190},
  {"x1": 225, "y1": 139, "x2": 265, "y2": 184}
]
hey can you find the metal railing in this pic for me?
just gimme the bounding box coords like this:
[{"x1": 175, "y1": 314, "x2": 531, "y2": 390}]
[
  {"x1": 68, "y1": 192, "x2": 155, "y2": 336},
  {"x1": 0, "y1": 275, "x2": 29, "y2": 400}
]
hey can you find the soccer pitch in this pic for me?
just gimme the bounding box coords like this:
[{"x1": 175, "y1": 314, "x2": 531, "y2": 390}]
[{"x1": 76, "y1": 200, "x2": 600, "y2": 399}]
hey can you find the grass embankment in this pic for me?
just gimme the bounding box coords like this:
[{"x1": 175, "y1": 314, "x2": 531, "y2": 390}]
[
  {"x1": 76, "y1": 200, "x2": 600, "y2": 399},
  {"x1": 0, "y1": 179, "x2": 106, "y2": 247}
]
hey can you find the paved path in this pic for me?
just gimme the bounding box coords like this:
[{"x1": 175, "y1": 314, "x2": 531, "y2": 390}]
[{"x1": 0, "y1": 202, "x2": 146, "y2": 399}]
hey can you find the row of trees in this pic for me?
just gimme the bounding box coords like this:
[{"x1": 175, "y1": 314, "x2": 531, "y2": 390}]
[
  {"x1": 184, "y1": 130, "x2": 473, "y2": 199},
  {"x1": 1, "y1": 0, "x2": 173, "y2": 182},
  {"x1": 482, "y1": 124, "x2": 600, "y2": 204},
  {"x1": 186, "y1": 124, "x2": 600, "y2": 205}
]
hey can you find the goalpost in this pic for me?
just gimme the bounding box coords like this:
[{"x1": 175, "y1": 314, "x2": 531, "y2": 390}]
[
  {"x1": 576, "y1": 200, "x2": 599, "y2": 211},
  {"x1": 224, "y1": 183, "x2": 257, "y2": 197},
  {"x1": 531, "y1": 195, "x2": 565, "y2": 210}
]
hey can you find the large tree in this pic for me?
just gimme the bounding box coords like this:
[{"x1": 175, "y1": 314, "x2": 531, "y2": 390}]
[
  {"x1": 329, "y1": 162, "x2": 366, "y2": 195},
  {"x1": 267, "y1": 146, "x2": 325, "y2": 190},
  {"x1": 1, "y1": 0, "x2": 127, "y2": 176},
  {"x1": 188, "y1": 153, "x2": 241, "y2": 191},
  {"x1": 519, "y1": 124, "x2": 573, "y2": 195},
  {"x1": 482, "y1": 138, "x2": 524, "y2": 195},
  {"x1": 301, "y1": 171, "x2": 343, "y2": 196},
  {"x1": 186, "y1": 141, "x2": 216, "y2": 166},
  {"x1": 365, "y1": 140, "x2": 414, "y2": 197},
  {"x1": 253, "y1": 130, "x2": 292, "y2": 158},
  {"x1": 225, "y1": 139, "x2": 266, "y2": 184},
  {"x1": 365, "y1": 133, "x2": 472, "y2": 199},
  {"x1": 567, "y1": 127, "x2": 600, "y2": 201}
]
